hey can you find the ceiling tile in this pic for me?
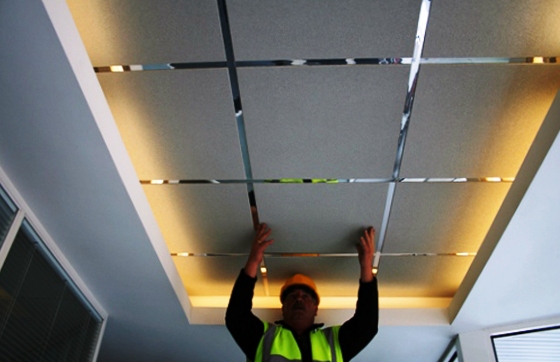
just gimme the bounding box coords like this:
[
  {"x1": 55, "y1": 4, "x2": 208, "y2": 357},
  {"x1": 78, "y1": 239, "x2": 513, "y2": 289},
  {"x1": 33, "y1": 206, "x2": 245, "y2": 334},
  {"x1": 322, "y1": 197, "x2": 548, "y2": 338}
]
[
  {"x1": 142, "y1": 184, "x2": 254, "y2": 253},
  {"x1": 254, "y1": 183, "x2": 387, "y2": 253},
  {"x1": 173, "y1": 256, "x2": 265, "y2": 297},
  {"x1": 401, "y1": 65, "x2": 560, "y2": 177},
  {"x1": 240, "y1": 66, "x2": 408, "y2": 178},
  {"x1": 266, "y1": 257, "x2": 361, "y2": 298},
  {"x1": 228, "y1": 0, "x2": 421, "y2": 60},
  {"x1": 67, "y1": 0, "x2": 225, "y2": 64},
  {"x1": 377, "y1": 256, "x2": 473, "y2": 297},
  {"x1": 98, "y1": 69, "x2": 246, "y2": 180},
  {"x1": 384, "y1": 182, "x2": 511, "y2": 253},
  {"x1": 424, "y1": 0, "x2": 560, "y2": 57}
]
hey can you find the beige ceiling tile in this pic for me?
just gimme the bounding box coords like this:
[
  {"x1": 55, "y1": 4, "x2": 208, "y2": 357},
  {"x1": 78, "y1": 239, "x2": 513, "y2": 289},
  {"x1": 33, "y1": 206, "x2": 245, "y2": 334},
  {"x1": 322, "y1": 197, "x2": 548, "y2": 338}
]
[
  {"x1": 172, "y1": 256, "x2": 265, "y2": 297},
  {"x1": 384, "y1": 182, "x2": 511, "y2": 253},
  {"x1": 228, "y1": 0, "x2": 420, "y2": 60},
  {"x1": 255, "y1": 183, "x2": 387, "y2": 253},
  {"x1": 240, "y1": 66, "x2": 408, "y2": 178},
  {"x1": 142, "y1": 184, "x2": 254, "y2": 253},
  {"x1": 98, "y1": 69, "x2": 246, "y2": 180},
  {"x1": 401, "y1": 65, "x2": 560, "y2": 178},
  {"x1": 67, "y1": 0, "x2": 225, "y2": 64},
  {"x1": 424, "y1": 0, "x2": 560, "y2": 57},
  {"x1": 266, "y1": 257, "x2": 361, "y2": 298},
  {"x1": 377, "y1": 256, "x2": 474, "y2": 298}
]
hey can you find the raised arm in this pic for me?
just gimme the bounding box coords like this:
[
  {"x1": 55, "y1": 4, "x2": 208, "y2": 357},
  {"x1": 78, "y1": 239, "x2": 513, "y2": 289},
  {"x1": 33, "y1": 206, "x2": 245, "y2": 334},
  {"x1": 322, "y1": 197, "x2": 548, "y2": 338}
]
[
  {"x1": 338, "y1": 226, "x2": 379, "y2": 361},
  {"x1": 244, "y1": 223, "x2": 274, "y2": 277},
  {"x1": 226, "y1": 223, "x2": 275, "y2": 361},
  {"x1": 357, "y1": 226, "x2": 375, "y2": 282}
]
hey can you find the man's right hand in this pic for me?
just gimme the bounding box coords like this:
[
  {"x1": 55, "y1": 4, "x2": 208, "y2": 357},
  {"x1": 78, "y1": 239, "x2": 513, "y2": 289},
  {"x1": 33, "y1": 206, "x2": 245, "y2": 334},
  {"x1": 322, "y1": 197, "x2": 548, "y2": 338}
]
[{"x1": 244, "y1": 223, "x2": 274, "y2": 278}]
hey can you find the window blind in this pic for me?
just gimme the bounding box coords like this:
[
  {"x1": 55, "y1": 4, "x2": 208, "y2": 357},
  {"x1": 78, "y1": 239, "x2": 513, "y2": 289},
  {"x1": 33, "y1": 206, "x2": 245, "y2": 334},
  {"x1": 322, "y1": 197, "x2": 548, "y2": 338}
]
[
  {"x1": 0, "y1": 185, "x2": 17, "y2": 248},
  {"x1": 0, "y1": 221, "x2": 102, "y2": 361}
]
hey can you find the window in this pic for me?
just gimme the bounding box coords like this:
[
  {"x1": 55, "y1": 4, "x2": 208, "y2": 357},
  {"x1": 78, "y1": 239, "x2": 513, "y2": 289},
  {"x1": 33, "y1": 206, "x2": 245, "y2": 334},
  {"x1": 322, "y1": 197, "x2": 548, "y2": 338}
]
[
  {"x1": 492, "y1": 326, "x2": 560, "y2": 362},
  {"x1": 0, "y1": 185, "x2": 17, "y2": 248},
  {"x1": 0, "y1": 187, "x2": 103, "y2": 362}
]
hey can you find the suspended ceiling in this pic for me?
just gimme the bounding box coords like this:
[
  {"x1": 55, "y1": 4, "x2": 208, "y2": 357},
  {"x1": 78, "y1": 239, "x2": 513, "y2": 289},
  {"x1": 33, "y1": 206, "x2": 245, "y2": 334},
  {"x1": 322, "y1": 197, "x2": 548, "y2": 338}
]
[
  {"x1": 66, "y1": 0, "x2": 560, "y2": 308},
  {"x1": 1, "y1": 0, "x2": 560, "y2": 361}
]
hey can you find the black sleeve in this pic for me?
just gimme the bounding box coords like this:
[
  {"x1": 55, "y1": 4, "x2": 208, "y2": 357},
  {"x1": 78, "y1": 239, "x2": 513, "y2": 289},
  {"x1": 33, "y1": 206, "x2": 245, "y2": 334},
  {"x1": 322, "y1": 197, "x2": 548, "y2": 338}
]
[
  {"x1": 225, "y1": 269, "x2": 265, "y2": 361},
  {"x1": 338, "y1": 278, "x2": 379, "y2": 361}
]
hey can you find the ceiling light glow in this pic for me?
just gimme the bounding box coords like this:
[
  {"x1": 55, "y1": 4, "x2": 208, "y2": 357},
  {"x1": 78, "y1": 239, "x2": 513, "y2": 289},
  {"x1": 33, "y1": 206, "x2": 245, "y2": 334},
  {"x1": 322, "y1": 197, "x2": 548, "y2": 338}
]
[
  {"x1": 177, "y1": 252, "x2": 190, "y2": 257},
  {"x1": 110, "y1": 65, "x2": 124, "y2": 72},
  {"x1": 533, "y1": 57, "x2": 544, "y2": 64},
  {"x1": 150, "y1": 179, "x2": 164, "y2": 184},
  {"x1": 485, "y1": 177, "x2": 502, "y2": 182}
]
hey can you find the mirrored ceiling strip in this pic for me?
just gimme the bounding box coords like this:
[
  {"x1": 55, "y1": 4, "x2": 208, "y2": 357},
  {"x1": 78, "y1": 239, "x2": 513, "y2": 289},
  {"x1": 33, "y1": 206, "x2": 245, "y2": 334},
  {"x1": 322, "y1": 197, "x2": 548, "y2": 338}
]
[
  {"x1": 369, "y1": 0, "x2": 433, "y2": 259},
  {"x1": 217, "y1": 0, "x2": 268, "y2": 290},
  {"x1": 421, "y1": 56, "x2": 558, "y2": 65},
  {"x1": 216, "y1": 0, "x2": 252, "y2": 182},
  {"x1": 171, "y1": 252, "x2": 475, "y2": 257},
  {"x1": 93, "y1": 57, "x2": 558, "y2": 73},
  {"x1": 140, "y1": 177, "x2": 514, "y2": 185}
]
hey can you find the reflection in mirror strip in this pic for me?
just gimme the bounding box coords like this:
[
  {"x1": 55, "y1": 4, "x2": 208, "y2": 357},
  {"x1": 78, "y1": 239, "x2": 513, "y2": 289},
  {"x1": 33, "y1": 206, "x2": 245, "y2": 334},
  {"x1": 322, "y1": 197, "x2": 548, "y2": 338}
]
[
  {"x1": 93, "y1": 57, "x2": 558, "y2": 73},
  {"x1": 140, "y1": 177, "x2": 514, "y2": 185},
  {"x1": 170, "y1": 252, "x2": 476, "y2": 258}
]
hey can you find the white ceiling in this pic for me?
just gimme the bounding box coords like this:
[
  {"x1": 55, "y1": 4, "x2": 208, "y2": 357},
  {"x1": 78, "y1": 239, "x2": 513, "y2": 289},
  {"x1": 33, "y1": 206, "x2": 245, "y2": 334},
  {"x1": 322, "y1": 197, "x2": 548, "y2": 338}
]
[{"x1": 1, "y1": 0, "x2": 560, "y2": 361}]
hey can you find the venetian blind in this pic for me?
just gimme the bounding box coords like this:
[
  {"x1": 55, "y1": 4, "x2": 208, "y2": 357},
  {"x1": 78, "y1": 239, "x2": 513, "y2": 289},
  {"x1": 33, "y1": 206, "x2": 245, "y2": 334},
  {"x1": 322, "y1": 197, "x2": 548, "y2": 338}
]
[
  {"x1": 0, "y1": 221, "x2": 102, "y2": 361},
  {"x1": 0, "y1": 186, "x2": 17, "y2": 248}
]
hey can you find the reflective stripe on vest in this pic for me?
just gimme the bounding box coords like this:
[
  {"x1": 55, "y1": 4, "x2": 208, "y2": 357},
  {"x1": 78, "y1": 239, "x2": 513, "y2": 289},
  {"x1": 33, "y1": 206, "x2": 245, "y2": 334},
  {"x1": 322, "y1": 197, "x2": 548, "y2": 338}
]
[{"x1": 253, "y1": 322, "x2": 343, "y2": 362}]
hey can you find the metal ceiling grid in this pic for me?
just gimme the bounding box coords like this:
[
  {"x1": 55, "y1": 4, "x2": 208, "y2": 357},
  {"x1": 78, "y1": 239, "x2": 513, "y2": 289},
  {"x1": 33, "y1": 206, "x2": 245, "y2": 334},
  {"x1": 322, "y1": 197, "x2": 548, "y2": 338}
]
[{"x1": 65, "y1": 0, "x2": 560, "y2": 301}]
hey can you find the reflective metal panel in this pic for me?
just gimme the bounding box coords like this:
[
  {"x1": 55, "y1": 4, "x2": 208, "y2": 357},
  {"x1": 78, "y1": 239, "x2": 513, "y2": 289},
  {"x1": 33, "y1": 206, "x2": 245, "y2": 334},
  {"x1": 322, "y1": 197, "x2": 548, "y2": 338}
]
[
  {"x1": 424, "y1": 0, "x2": 560, "y2": 57},
  {"x1": 255, "y1": 183, "x2": 387, "y2": 253},
  {"x1": 67, "y1": 0, "x2": 225, "y2": 64},
  {"x1": 401, "y1": 65, "x2": 560, "y2": 177},
  {"x1": 228, "y1": 0, "x2": 421, "y2": 60},
  {"x1": 377, "y1": 255, "x2": 474, "y2": 297},
  {"x1": 385, "y1": 183, "x2": 511, "y2": 253},
  {"x1": 98, "y1": 69, "x2": 246, "y2": 179},
  {"x1": 142, "y1": 184, "x2": 254, "y2": 253},
  {"x1": 240, "y1": 66, "x2": 408, "y2": 178}
]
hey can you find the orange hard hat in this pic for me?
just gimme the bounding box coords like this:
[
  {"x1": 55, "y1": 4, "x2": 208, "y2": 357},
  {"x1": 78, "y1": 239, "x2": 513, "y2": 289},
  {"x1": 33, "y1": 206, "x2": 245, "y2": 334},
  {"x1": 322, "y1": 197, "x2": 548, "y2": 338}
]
[{"x1": 280, "y1": 274, "x2": 320, "y2": 304}]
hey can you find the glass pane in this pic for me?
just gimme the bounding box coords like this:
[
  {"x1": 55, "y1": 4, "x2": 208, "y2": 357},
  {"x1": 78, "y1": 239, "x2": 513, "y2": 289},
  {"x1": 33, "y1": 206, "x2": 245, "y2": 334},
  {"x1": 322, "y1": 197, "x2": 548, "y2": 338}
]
[{"x1": 493, "y1": 327, "x2": 560, "y2": 362}]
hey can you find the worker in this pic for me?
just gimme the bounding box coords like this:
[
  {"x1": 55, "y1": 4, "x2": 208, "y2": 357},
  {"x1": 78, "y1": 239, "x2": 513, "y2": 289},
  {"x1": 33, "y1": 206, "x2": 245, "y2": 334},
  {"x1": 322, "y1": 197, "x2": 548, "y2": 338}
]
[{"x1": 226, "y1": 223, "x2": 378, "y2": 362}]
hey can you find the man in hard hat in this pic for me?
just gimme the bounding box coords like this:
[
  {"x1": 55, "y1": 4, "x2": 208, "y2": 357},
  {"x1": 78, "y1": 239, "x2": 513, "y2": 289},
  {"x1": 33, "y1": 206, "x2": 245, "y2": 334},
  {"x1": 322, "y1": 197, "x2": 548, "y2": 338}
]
[{"x1": 226, "y1": 223, "x2": 378, "y2": 362}]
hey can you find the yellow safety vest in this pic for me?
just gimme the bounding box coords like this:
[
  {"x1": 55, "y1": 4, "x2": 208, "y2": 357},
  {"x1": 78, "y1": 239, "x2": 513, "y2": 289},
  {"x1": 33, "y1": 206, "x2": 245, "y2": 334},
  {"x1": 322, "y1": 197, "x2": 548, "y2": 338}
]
[{"x1": 253, "y1": 322, "x2": 343, "y2": 362}]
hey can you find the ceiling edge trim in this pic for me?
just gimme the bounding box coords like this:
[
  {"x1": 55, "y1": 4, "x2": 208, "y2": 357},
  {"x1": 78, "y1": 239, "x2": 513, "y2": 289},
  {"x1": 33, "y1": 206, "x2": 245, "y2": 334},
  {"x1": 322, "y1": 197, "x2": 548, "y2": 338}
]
[{"x1": 41, "y1": 0, "x2": 194, "y2": 321}]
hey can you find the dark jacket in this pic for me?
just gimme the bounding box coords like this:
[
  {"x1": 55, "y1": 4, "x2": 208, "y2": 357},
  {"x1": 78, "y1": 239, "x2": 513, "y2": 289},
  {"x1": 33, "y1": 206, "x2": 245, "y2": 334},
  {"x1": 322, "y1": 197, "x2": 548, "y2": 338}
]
[{"x1": 225, "y1": 270, "x2": 378, "y2": 361}]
